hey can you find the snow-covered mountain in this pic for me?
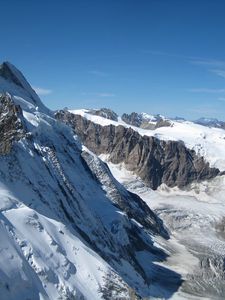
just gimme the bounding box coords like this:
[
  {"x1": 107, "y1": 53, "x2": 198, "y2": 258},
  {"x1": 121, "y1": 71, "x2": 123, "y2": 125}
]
[
  {"x1": 56, "y1": 109, "x2": 223, "y2": 191},
  {"x1": 0, "y1": 62, "x2": 186, "y2": 300},
  {"x1": 1, "y1": 62, "x2": 225, "y2": 300},
  {"x1": 194, "y1": 117, "x2": 225, "y2": 129},
  {"x1": 64, "y1": 108, "x2": 225, "y2": 171}
]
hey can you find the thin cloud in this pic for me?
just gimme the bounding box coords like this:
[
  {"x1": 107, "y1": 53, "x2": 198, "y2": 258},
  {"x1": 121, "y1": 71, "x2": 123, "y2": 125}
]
[
  {"x1": 97, "y1": 93, "x2": 115, "y2": 97},
  {"x1": 143, "y1": 50, "x2": 225, "y2": 73},
  {"x1": 142, "y1": 50, "x2": 220, "y2": 67},
  {"x1": 88, "y1": 70, "x2": 108, "y2": 77},
  {"x1": 33, "y1": 86, "x2": 52, "y2": 96},
  {"x1": 211, "y1": 69, "x2": 225, "y2": 79},
  {"x1": 142, "y1": 50, "x2": 197, "y2": 60},
  {"x1": 143, "y1": 50, "x2": 225, "y2": 68},
  {"x1": 190, "y1": 59, "x2": 225, "y2": 82},
  {"x1": 190, "y1": 59, "x2": 225, "y2": 68},
  {"x1": 81, "y1": 92, "x2": 115, "y2": 97},
  {"x1": 188, "y1": 88, "x2": 225, "y2": 94},
  {"x1": 218, "y1": 97, "x2": 225, "y2": 101}
]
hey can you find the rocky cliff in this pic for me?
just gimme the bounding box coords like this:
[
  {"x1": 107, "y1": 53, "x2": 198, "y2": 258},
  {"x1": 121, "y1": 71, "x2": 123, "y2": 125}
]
[
  {"x1": 0, "y1": 93, "x2": 26, "y2": 154},
  {"x1": 56, "y1": 110, "x2": 220, "y2": 190}
]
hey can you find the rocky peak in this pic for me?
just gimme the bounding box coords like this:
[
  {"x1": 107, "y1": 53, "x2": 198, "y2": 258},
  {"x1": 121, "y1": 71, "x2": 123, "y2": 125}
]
[
  {"x1": 87, "y1": 108, "x2": 118, "y2": 121},
  {"x1": 0, "y1": 62, "x2": 26, "y2": 89},
  {"x1": 0, "y1": 62, "x2": 49, "y2": 113},
  {"x1": 121, "y1": 112, "x2": 143, "y2": 127},
  {"x1": 0, "y1": 62, "x2": 38, "y2": 99},
  {"x1": 121, "y1": 112, "x2": 172, "y2": 129}
]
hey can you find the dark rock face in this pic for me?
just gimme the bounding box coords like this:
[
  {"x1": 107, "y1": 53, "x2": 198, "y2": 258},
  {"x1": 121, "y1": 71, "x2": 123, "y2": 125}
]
[
  {"x1": 122, "y1": 112, "x2": 144, "y2": 127},
  {"x1": 0, "y1": 94, "x2": 26, "y2": 154},
  {"x1": 55, "y1": 110, "x2": 220, "y2": 190},
  {"x1": 0, "y1": 62, "x2": 25, "y2": 89},
  {"x1": 87, "y1": 108, "x2": 118, "y2": 121},
  {"x1": 155, "y1": 119, "x2": 173, "y2": 129}
]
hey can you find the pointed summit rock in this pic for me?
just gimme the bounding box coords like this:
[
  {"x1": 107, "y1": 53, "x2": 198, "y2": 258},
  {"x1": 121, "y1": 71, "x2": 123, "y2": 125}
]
[{"x1": 0, "y1": 61, "x2": 49, "y2": 113}]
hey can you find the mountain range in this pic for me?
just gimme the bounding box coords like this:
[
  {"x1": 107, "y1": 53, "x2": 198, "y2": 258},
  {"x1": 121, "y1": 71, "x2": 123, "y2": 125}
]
[{"x1": 0, "y1": 62, "x2": 225, "y2": 300}]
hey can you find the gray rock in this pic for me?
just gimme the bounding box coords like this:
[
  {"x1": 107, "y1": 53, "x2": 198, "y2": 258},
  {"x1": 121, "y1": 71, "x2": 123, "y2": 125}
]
[
  {"x1": 121, "y1": 112, "x2": 144, "y2": 127},
  {"x1": 0, "y1": 94, "x2": 26, "y2": 154},
  {"x1": 155, "y1": 119, "x2": 173, "y2": 129},
  {"x1": 87, "y1": 108, "x2": 118, "y2": 121}
]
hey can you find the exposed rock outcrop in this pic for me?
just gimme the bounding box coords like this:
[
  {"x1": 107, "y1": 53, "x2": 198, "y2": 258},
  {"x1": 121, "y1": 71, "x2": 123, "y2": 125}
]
[
  {"x1": 0, "y1": 94, "x2": 25, "y2": 154},
  {"x1": 121, "y1": 112, "x2": 144, "y2": 127},
  {"x1": 56, "y1": 110, "x2": 220, "y2": 190}
]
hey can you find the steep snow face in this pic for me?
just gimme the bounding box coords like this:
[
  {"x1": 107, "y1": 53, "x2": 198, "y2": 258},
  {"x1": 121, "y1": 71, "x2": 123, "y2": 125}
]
[
  {"x1": 0, "y1": 64, "x2": 182, "y2": 299},
  {"x1": 70, "y1": 109, "x2": 225, "y2": 171}
]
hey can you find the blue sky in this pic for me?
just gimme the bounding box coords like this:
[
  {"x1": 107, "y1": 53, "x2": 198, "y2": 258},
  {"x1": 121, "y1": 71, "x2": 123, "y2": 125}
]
[{"x1": 1, "y1": 0, "x2": 225, "y2": 120}]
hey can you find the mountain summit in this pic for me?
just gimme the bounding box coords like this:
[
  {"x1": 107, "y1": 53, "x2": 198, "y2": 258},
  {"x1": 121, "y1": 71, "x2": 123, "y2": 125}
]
[{"x1": 0, "y1": 61, "x2": 49, "y2": 113}]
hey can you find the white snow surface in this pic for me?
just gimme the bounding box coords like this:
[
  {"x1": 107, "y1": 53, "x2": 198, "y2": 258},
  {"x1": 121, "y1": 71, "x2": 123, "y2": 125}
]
[
  {"x1": 101, "y1": 158, "x2": 225, "y2": 300},
  {"x1": 70, "y1": 109, "x2": 225, "y2": 171}
]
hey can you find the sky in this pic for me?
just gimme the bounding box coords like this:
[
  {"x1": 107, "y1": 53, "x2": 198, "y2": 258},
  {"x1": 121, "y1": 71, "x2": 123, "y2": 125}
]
[{"x1": 1, "y1": 0, "x2": 225, "y2": 120}]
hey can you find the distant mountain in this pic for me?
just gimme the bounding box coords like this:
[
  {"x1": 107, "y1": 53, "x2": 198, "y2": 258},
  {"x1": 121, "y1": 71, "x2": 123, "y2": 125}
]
[
  {"x1": 86, "y1": 108, "x2": 118, "y2": 121},
  {"x1": 121, "y1": 112, "x2": 172, "y2": 129},
  {"x1": 194, "y1": 117, "x2": 225, "y2": 129}
]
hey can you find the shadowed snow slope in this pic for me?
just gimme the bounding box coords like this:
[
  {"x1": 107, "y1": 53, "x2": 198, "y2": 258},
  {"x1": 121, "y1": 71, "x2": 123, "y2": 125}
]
[{"x1": 0, "y1": 63, "x2": 182, "y2": 300}]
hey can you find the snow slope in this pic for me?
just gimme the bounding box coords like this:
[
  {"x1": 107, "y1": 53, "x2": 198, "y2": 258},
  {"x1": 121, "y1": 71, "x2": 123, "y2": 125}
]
[{"x1": 70, "y1": 109, "x2": 225, "y2": 171}]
